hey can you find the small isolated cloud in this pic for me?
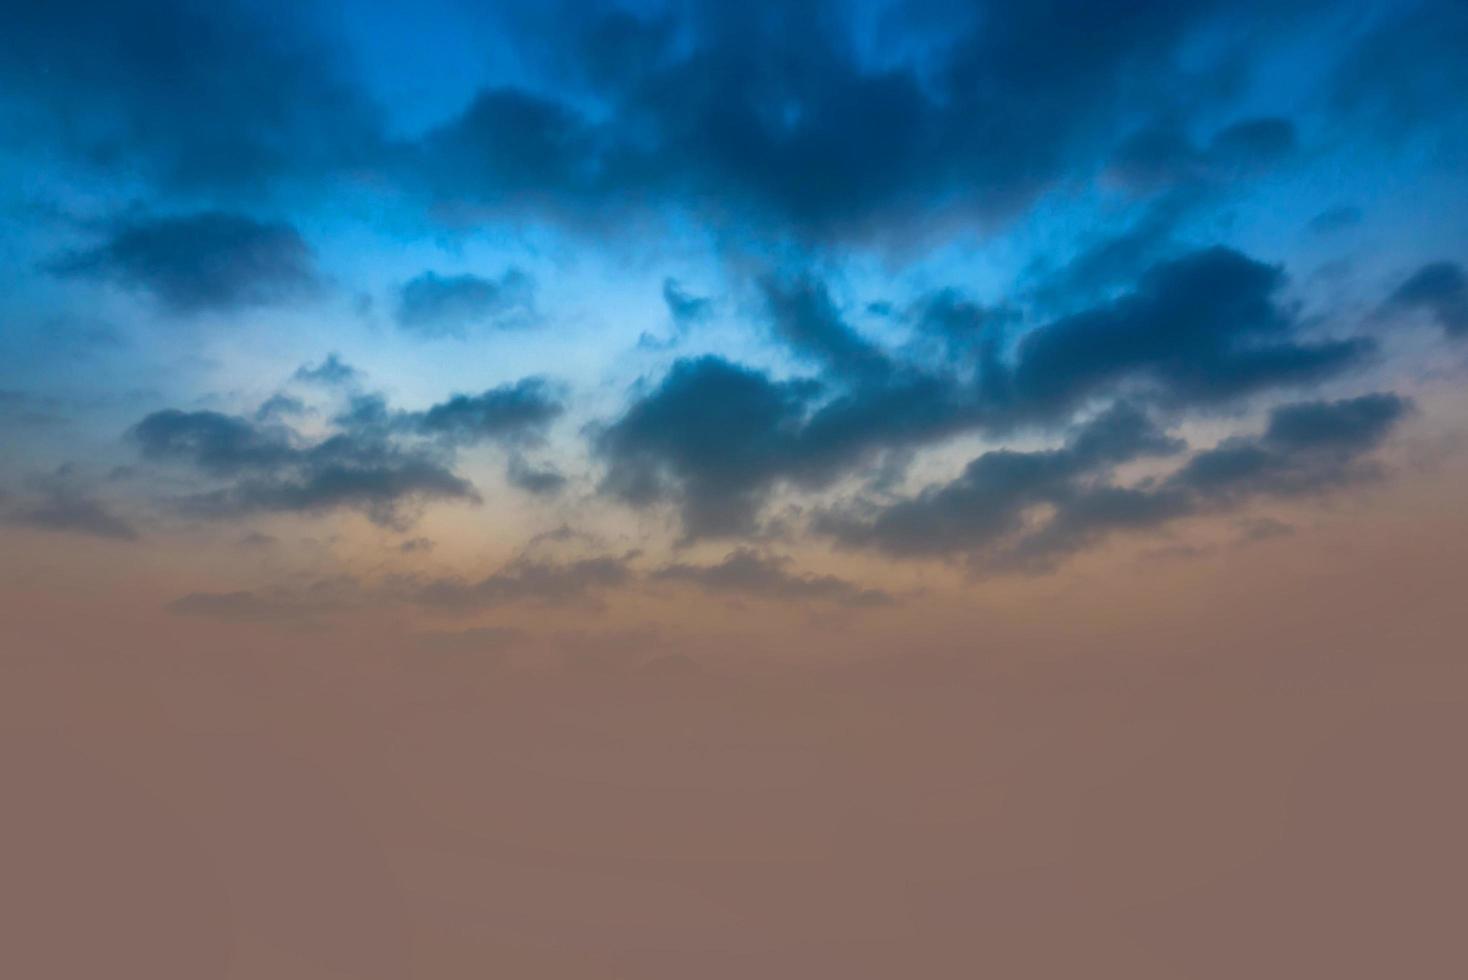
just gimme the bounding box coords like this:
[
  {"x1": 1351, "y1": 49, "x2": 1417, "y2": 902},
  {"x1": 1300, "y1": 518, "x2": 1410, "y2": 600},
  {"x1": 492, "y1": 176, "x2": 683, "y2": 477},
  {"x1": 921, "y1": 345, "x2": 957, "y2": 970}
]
[
  {"x1": 293, "y1": 353, "x2": 363, "y2": 387},
  {"x1": 412, "y1": 378, "x2": 563, "y2": 446},
  {"x1": 255, "y1": 393, "x2": 308, "y2": 421},
  {"x1": 395, "y1": 269, "x2": 535, "y2": 338},
  {"x1": 653, "y1": 549, "x2": 894, "y2": 607},
  {"x1": 52, "y1": 212, "x2": 320, "y2": 313}
]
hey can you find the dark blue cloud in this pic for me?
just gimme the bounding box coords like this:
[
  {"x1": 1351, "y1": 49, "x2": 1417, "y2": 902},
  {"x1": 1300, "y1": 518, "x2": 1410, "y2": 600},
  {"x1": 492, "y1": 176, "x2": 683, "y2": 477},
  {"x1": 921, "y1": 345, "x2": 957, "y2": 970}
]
[
  {"x1": 132, "y1": 410, "x2": 299, "y2": 476},
  {"x1": 411, "y1": 379, "x2": 563, "y2": 446},
  {"x1": 404, "y1": 0, "x2": 1306, "y2": 243},
  {"x1": 293, "y1": 354, "x2": 363, "y2": 387},
  {"x1": 1002, "y1": 247, "x2": 1372, "y2": 417},
  {"x1": 1332, "y1": 0, "x2": 1468, "y2": 147},
  {"x1": 132, "y1": 408, "x2": 477, "y2": 528},
  {"x1": 595, "y1": 348, "x2": 974, "y2": 538},
  {"x1": 1107, "y1": 116, "x2": 1296, "y2": 194},
  {"x1": 0, "y1": 0, "x2": 379, "y2": 192},
  {"x1": 595, "y1": 356, "x2": 816, "y2": 537},
  {"x1": 1308, "y1": 205, "x2": 1364, "y2": 236},
  {"x1": 1207, "y1": 117, "x2": 1297, "y2": 172},
  {"x1": 904, "y1": 289, "x2": 1019, "y2": 366},
  {"x1": 1386, "y1": 262, "x2": 1468, "y2": 336},
  {"x1": 824, "y1": 392, "x2": 1410, "y2": 568},
  {"x1": 130, "y1": 376, "x2": 564, "y2": 528},
  {"x1": 819, "y1": 402, "x2": 1183, "y2": 557},
  {"x1": 396, "y1": 269, "x2": 535, "y2": 339},
  {"x1": 51, "y1": 212, "x2": 320, "y2": 314},
  {"x1": 1000, "y1": 394, "x2": 1409, "y2": 568},
  {"x1": 761, "y1": 274, "x2": 893, "y2": 380},
  {"x1": 1, "y1": 0, "x2": 1435, "y2": 252},
  {"x1": 597, "y1": 246, "x2": 1377, "y2": 539},
  {"x1": 1171, "y1": 393, "x2": 1410, "y2": 499}
]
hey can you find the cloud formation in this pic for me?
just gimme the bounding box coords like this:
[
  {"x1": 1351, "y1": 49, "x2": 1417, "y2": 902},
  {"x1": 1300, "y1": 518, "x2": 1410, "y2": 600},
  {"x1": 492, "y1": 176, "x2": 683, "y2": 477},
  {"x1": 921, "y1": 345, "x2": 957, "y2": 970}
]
[
  {"x1": 597, "y1": 247, "x2": 1373, "y2": 540},
  {"x1": 998, "y1": 248, "x2": 1371, "y2": 418},
  {"x1": 403, "y1": 0, "x2": 1309, "y2": 243},
  {"x1": 52, "y1": 212, "x2": 320, "y2": 313},
  {"x1": 825, "y1": 394, "x2": 1410, "y2": 570},
  {"x1": 1387, "y1": 262, "x2": 1468, "y2": 336},
  {"x1": 410, "y1": 379, "x2": 563, "y2": 447},
  {"x1": 129, "y1": 370, "x2": 564, "y2": 528},
  {"x1": 396, "y1": 269, "x2": 535, "y2": 338},
  {"x1": 3, "y1": 0, "x2": 1462, "y2": 621},
  {"x1": 0, "y1": 0, "x2": 379, "y2": 191}
]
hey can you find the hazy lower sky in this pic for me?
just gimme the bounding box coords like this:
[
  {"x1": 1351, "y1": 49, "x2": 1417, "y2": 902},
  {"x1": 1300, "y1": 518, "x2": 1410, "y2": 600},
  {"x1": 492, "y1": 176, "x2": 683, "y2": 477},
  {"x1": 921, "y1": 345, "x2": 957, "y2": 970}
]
[{"x1": 2, "y1": 1, "x2": 1466, "y2": 975}]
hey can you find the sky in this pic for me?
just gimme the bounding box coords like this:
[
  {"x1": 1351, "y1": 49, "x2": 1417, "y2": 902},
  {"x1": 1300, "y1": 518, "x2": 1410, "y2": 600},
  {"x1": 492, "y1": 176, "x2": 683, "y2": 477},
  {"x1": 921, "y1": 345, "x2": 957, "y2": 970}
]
[{"x1": 2, "y1": 1, "x2": 1467, "y2": 975}]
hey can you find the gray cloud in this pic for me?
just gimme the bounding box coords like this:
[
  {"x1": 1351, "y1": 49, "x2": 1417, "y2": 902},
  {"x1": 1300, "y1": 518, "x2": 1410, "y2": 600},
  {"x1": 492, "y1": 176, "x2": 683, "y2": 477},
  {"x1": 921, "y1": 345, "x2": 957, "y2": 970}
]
[{"x1": 293, "y1": 354, "x2": 363, "y2": 388}]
